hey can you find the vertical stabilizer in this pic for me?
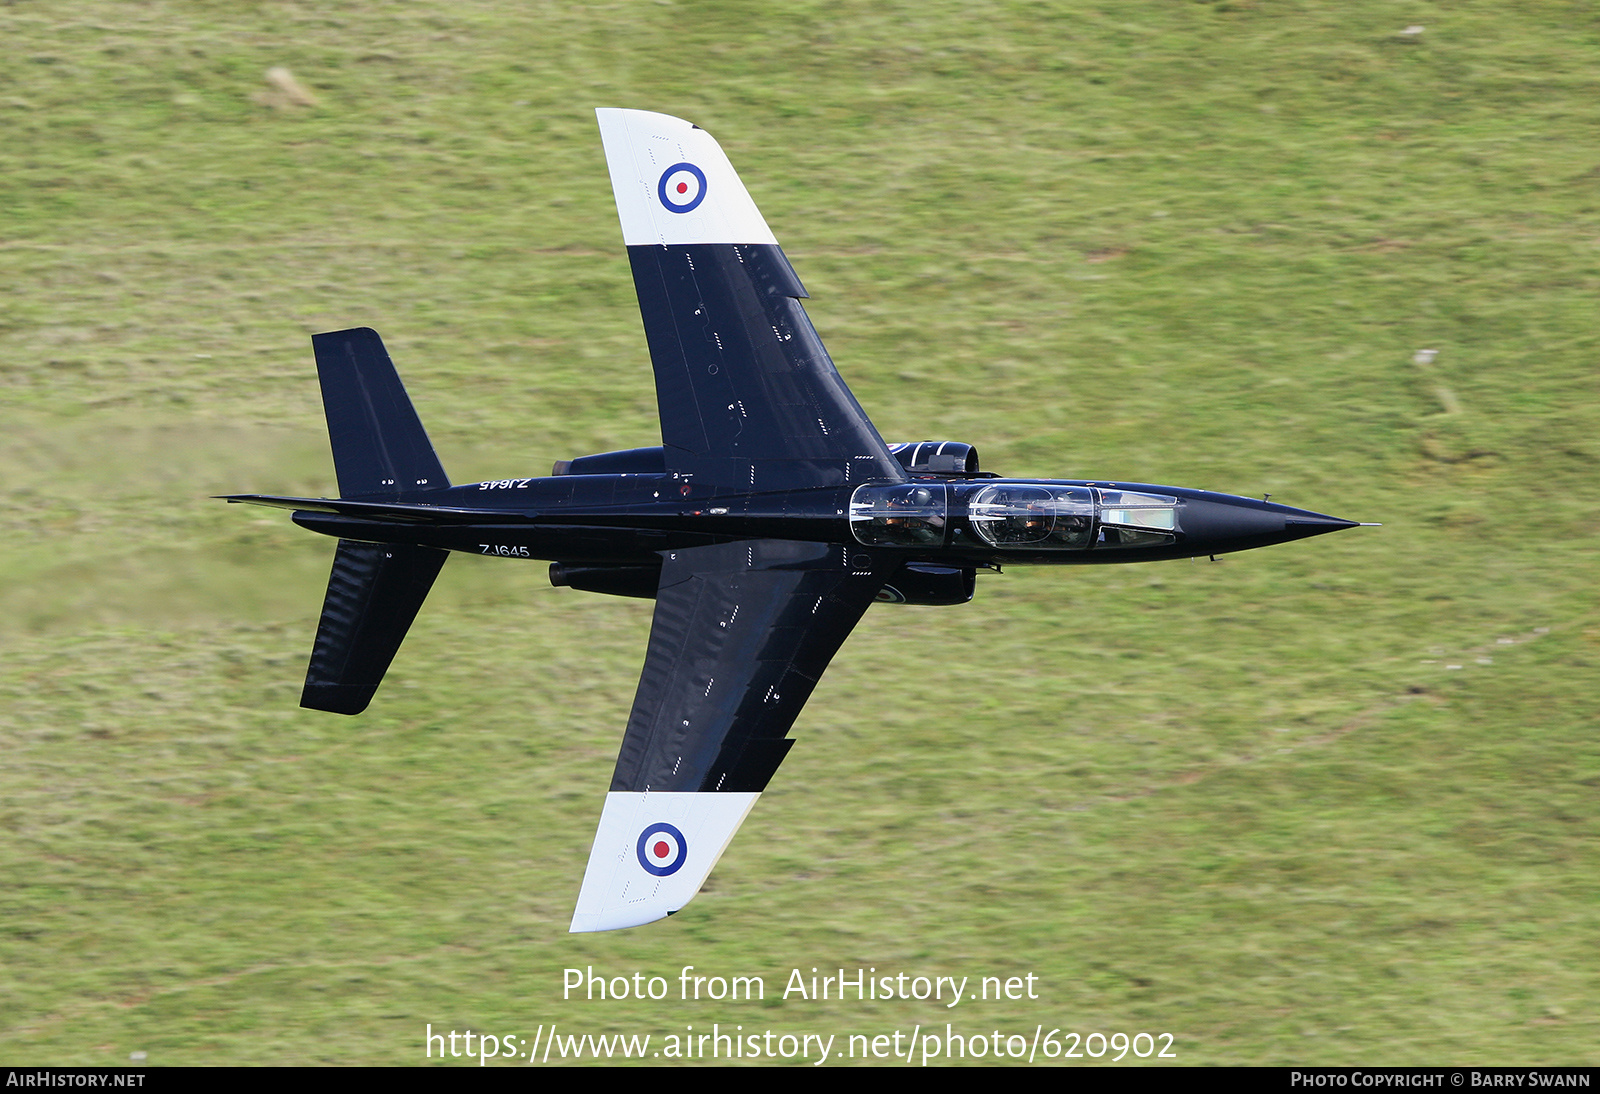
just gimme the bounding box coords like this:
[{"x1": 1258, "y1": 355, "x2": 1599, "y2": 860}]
[{"x1": 312, "y1": 327, "x2": 450, "y2": 499}]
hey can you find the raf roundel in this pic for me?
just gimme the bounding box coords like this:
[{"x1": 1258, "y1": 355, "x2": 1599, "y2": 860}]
[
  {"x1": 636, "y1": 822, "x2": 688, "y2": 876},
  {"x1": 657, "y1": 163, "x2": 707, "y2": 214}
]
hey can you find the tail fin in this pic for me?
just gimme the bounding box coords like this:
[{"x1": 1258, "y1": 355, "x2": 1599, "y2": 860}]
[
  {"x1": 312, "y1": 327, "x2": 449, "y2": 498},
  {"x1": 302, "y1": 540, "x2": 448, "y2": 714}
]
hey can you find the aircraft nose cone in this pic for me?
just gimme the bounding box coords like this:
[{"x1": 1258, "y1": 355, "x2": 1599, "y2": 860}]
[
  {"x1": 1281, "y1": 510, "x2": 1362, "y2": 540},
  {"x1": 1180, "y1": 496, "x2": 1362, "y2": 555}
]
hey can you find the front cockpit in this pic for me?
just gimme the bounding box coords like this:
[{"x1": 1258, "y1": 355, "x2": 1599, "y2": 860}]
[{"x1": 849, "y1": 481, "x2": 1181, "y2": 553}]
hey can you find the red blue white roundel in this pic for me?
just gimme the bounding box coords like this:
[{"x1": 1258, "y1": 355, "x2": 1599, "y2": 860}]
[
  {"x1": 657, "y1": 163, "x2": 707, "y2": 214},
  {"x1": 637, "y1": 822, "x2": 688, "y2": 876}
]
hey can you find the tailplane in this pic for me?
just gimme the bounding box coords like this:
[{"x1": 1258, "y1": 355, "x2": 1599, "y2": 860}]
[
  {"x1": 313, "y1": 327, "x2": 450, "y2": 498},
  {"x1": 302, "y1": 540, "x2": 447, "y2": 714}
]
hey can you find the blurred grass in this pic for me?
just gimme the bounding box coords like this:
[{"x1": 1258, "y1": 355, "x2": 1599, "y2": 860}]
[{"x1": 1, "y1": 0, "x2": 1596, "y2": 1066}]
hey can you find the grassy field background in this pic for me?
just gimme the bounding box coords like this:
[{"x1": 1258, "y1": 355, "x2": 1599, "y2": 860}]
[{"x1": 2, "y1": 0, "x2": 1596, "y2": 1066}]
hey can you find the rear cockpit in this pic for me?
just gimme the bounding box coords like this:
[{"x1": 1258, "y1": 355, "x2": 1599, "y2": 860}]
[{"x1": 848, "y1": 483, "x2": 947, "y2": 546}]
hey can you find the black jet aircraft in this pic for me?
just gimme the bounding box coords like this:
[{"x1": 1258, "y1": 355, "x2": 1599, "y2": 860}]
[{"x1": 226, "y1": 108, "x2": 1363, "y2": 931}]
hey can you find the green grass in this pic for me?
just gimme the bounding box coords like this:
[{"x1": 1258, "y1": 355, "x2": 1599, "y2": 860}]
[{"x1": 2, "y1": 0, "x2": 1596, "y2": 1066}]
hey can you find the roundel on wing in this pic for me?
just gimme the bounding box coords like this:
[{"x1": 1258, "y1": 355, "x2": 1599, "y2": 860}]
[
  {"x1": 636, "y1": 822, "x2": 688, "y2": 876},
  {"x1": 657, "y1": 163, "x2": 707, "y2": 213},
  {"x1": 874, "y1": 586, "x2": 907, "y2": 603}
]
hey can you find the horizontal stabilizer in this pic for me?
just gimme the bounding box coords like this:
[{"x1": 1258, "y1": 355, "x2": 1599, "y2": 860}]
[
  {"x1": 313, "y1": 327, "x2": 450, "y2": 499},
  {"x1": 302, "y1": 540, "x2": 448, "y2": 715}
]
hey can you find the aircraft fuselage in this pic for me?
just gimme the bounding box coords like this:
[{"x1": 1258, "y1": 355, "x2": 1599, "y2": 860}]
[{"x1": 285, "y1": 468, "x2": 1355, "y2": 573}]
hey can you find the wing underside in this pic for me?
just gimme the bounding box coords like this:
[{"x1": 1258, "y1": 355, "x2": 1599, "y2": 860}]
[
  {"x1": 627, "y1": 242, "x2": 903, "y2": 490},
  {"x1": 596, "y1": 108, "x2": 904, "y2": 491},
  {"x1": 570, "y1": 539, "x2": 889, "y2": 932}
]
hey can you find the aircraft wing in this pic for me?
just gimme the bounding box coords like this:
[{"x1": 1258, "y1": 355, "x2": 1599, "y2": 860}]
[
  {"x1": 596, "y1": 108, "x2": 905, "y2": 491},
  {"x1": 570, "y1": 539, "x2": 891, "y2": 932}
]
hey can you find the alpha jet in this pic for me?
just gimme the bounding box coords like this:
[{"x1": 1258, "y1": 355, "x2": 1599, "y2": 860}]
[{"x1": 225, "y1": 109, "x2": 1362, "y2": 932}]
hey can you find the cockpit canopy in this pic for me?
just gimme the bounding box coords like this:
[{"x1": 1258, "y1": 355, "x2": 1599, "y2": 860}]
[
  {"x1": 1095, "y1": 489, "x2": 1180, "y2": 546},
  {"x1": 849, "y1": 482, "x2": 1179, "y2": 550},
  {"x1": 849, "y1": 483, "x2": 947, "y2": 547},
  {"x1": 968, "y1": 484, "x2": 1094, "y2": 547}
]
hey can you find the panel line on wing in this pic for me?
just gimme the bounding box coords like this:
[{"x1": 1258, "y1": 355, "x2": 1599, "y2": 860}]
[
  {"x1": 611, "y1": 540, "x2": 891, "y2": 798},
  {"x1": 600, "y1": 109, "x2": 903, "y2": 489}
]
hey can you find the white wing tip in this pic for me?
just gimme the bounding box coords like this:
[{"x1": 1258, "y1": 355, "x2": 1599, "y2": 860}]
[
  {"x1": 595, "y1": 108, "x2": 778, "y2": 248},
  {"x1": 569, "y1": 791, "x2": 760, "y2": 933}
]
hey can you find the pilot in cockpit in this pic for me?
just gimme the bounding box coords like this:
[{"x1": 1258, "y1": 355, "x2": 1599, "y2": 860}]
[{"x1": 882, "y1": 486, "x2": 944, "y2": 544}]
